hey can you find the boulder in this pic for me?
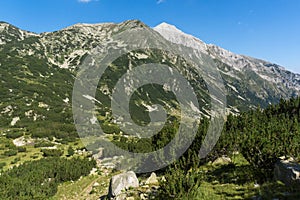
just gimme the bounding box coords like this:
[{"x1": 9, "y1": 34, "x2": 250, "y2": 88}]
[
  {"x1": 212, "y1": 156, "x2": 232, "y2": 165},
  {"x1": 108, "y1": 171, "x2": 139, "y2": 199},
  {"x1": 274, "y1": 156, "x2": 300, "y2": 186},
  {"x1": 93, "y1": 182, "x2": 100, "y2": 187},
  {"x1": 145, "y1": 172, "x2": 159, "y2": 185}
]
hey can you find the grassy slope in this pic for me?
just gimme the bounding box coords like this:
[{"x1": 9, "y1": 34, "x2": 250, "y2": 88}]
[
  {"x1": 191, "y1": 154, "x2": 300, "y2": 200},
  {"x1": 51, "y1": 153, "x2": 299, "y2": 200},
  {"x1": 1, "y1": 133, "x2": 299, "y2": 200}
]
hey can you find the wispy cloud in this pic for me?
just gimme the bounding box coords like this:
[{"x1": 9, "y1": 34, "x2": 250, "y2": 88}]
[
  {"x1": 157, "y1": 0, "x2": 165, "y2": 4},
  {"x1": 78, "y1": 0, "x2": 92, "y2": 3}
]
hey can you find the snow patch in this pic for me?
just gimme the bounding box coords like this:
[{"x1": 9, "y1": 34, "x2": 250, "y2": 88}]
[
  {"x1": 238, "y1": 95, "x2": 246, "y2": 101},
  {"x1": 227, "y1": 84, "x2": 238, "y2": 93}
]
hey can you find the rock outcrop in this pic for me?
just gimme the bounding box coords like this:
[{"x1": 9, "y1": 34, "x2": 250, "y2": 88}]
[
  {"x1": 108, "y1": 171, "x2": 139, "y2": 199},
  {"x1": 274, "y1": 156, "x2": 300, "y2": 186}
]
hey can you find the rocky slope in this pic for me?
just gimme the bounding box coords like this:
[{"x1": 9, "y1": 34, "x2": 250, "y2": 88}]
[
  {"x1": 154, "y1": 22, "x2": 300, "y2": 108},
  {"x1": 0, "y1": 20, "x2": 299, "y2": 130}
]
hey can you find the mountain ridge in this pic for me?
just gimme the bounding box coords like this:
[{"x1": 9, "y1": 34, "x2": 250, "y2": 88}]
[
  {"x1": 0, "y1": 19, "x2": 299, "y2": 129},
  {"x1": 1, "y1": 20, "x2": 299, "y2": 75},
  {"x1": 154, "y1": 22, "x2": 300, "y2": 88}
]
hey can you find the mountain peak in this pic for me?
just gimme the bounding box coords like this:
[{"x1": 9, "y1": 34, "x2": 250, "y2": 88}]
[
  {"x1": 154, "y1": 22, "x2": 208, "y2": 52},
  {"x1": 118, "y1": 19, "x2": 149, "y2": 29},
  {"x1": 154, "y1": 22, "x2": 184, "y2": 34},
  {"x1": 62, "y1": 22, "x2": 115, "y2": 31}
]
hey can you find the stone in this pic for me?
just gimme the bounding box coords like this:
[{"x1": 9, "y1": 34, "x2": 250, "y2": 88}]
[
  {"x1": 93, "y1": 182, "x2": 100, "y2": 187},
  {"x1": 108, "y1": 171, "x2": 139, "y2": 198},
  {"x1": 92, "y1": 148, "x2": 103, "y2": 160},
  {"x1": 274, "y1": 156, "x2": 300, "y2": 186},
  {"x1": 89, "y1": 167, "x2": 98, "y2": 175},
  {"x1": 140, "y1": 193, "x2": 147, "y2": 200},
  {"x1": 145, "y1": 172, "x2": 159, "y2": 185},
  {"x1": 212, "y1": 156, "x2": 232, "y2": 165},
  {"x1": 115, "y1": 193, "x2": 127, "y2": 200}
]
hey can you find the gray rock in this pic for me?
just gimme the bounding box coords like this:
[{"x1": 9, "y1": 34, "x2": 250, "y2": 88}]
[
  {"x1": 93, "y1": 182, "x2": 100, "y2": 187},
  {"x1": 115, "y1": 193, "x2": 127, "y2": 200},
  {"x1": 108, "y1": 171, "x2": 139, "y2": 198},
  {"x1": 140, "y1": 193, "x2": 147, "y2": 200},
  {"x1": 92, "y1": 148, "x2": 103, "y2": 160},
  {"x1": 274, "y1": 156, "x2": 300, "y2": 186}
]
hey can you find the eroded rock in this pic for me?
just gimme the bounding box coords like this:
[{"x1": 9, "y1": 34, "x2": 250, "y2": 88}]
[{"x1": 108, "y1": 171, "x2": 139, "y2": 199}]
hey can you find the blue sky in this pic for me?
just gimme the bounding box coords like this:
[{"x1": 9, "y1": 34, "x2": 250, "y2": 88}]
[{"x1": 1, "y1": 0, "x2": 299, "y2": 73}]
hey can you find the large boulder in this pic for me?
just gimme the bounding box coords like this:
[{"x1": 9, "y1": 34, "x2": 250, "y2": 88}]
[
  {"x1": 274, "y1": 156, "x2": 300, "y2": 186},
  {"x1": 108, "y1": 171, "x2": 139, "y2": 199}
]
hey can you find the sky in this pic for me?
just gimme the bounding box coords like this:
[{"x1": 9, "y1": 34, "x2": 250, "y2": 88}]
[{"x1": 0, "y1": 0, "x2": 299, "y2": 73}]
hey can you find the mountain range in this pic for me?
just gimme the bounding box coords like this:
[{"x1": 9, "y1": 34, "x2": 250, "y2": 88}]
[{"x1": 0, "y1": 20, "x2": 299, "y2": 131}]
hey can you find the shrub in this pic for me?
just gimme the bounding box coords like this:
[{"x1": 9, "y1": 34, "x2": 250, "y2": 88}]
[
  {"x1": 67, "y1": 146, "x2": 75, "y2": 157},
  {"x1": 3, "y1": 149, "x2": 18, "y2": 157},
  {"x1": 41, "y1": 149, "x2": 63, "y2": 157},
  {"x1": 17, "y1": 146, "x2": 27, "y2": 152},
  {"x1": 236, "y1": 98, "x2": 300, "y2": 181},
  {"x1": 158, "y1": 166, "x2": 203, "y2": 199},
  {"x1": 34, "y1": 141, "x2": 55, "y2": 148},
  {"x1": 0, "y1": 162, "x2": 6, "y2": 169},
  {"x1": 11, "y1": 157, "x2": 21, "y2": 164},
  {"x1": 0, "y1": 157, "x2": 96, "y2": 199},
  {"x1": 30, "y1": 154, "x2": 39, "y2": 159},
  {"x1": 5, "y1": 131, "x2": 23, "y2": 139}
]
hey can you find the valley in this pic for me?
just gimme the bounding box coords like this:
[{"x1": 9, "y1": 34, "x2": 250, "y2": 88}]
[{"x1": 0, "y1": 19, "x2": 299, "y2": 199}]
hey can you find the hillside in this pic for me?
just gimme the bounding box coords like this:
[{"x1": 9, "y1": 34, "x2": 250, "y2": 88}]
[
  {"x1": 0, "y1": 19, "x2": 300, "y2": 200},
  {"x1": 0, "y1": 20, "x2": 300, "y2": 132}
]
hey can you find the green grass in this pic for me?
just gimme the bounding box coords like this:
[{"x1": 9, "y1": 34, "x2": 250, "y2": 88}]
[
  {"x1": 1, "y1": 134, "x2": 299, "y2": 200},
  {"x1": 51, "y1": 170, "x2": 117, "y2": 200},
  {"x1": 0, "y1": 135, "x2": 108, "y2": 200},
  {"x1": 0, "y1": 137, "x2": 86, "y2": 171},
  {"x1": 0, "y1": 138, "x2": 42, "y2": 170},
  {"x1": 189, "y1": 153, "x2": 300, "y2": 200}
]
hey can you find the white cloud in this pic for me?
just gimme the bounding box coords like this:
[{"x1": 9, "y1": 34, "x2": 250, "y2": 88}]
[
  {"x1": 78, "y1": 0, "x2": 92, "y2": 3},
  {"x1": 157, "y1": 0, "x2": 165, "y2": 4}
]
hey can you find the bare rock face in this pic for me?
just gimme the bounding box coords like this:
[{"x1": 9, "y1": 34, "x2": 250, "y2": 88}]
[
  {"x1": 274, "y1": 156, "x2": 300, "y2": 186},
  {"x1": 108, "y1": 171, "x2": 139, "y2": 199}
]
